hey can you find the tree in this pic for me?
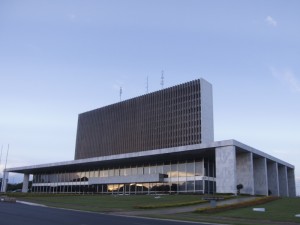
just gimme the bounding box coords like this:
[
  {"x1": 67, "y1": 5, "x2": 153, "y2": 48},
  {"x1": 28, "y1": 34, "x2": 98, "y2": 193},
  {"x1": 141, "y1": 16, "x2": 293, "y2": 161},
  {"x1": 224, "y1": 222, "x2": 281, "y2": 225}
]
[{"x1": 237, "y1": 184, "x2": 243, "y2": 195}]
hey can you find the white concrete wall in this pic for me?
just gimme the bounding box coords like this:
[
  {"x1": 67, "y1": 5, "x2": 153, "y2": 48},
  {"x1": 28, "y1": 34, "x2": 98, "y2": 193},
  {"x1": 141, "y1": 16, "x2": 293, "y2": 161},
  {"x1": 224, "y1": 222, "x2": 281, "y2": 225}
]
[
  {"x1": 267, "y1": 161, "x2": 279, "y2": 196},
  {"x1": 200, "y1": 78, "x2": 214, "y2": 143},
  {"x1": 236, "y1": 152, "x2": 254, "y2": 195},
  {"x1": 278, "y1": 165, "x2": 288, "y2": 197},
  {"x1": 253, "y1": 157, "x2": 268, "y2": 195},
  {"x1": 22, "y1": 174, "x2": 30, "y2": 193},
  {"x1": 0, "y1": 171, "x2": 9, "y2": 192},
  {"x1": 287, "y1": 168, "x2": 296, "y2": 197},
  {"x1": 216, "y1": 146, "x2": 236, "y2": 194}
]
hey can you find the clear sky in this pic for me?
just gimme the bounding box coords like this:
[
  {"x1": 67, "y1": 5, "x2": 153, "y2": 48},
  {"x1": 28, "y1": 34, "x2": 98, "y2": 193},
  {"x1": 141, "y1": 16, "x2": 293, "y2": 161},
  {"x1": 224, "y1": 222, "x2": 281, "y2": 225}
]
[{"x1": 0, "y1": 0, "x2": 299, "y2": 193}]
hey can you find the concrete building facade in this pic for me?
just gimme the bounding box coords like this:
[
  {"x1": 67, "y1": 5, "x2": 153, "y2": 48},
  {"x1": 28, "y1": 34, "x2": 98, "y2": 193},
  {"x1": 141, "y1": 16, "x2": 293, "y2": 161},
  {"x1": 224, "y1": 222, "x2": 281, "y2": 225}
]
[
  {"x1": 75, "y1": 79, "x2": 213, "y2": 159},
  {"x1": 1, "y1": 78, "x2": 296, "y2": 196}
]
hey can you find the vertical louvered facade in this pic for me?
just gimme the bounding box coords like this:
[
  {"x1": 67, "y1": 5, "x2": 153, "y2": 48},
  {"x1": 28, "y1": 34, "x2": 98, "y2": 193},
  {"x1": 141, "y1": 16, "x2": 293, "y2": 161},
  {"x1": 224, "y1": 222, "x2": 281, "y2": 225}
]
[{"x1": 74, "y1": 79, "x2": 213, "y2": 159}]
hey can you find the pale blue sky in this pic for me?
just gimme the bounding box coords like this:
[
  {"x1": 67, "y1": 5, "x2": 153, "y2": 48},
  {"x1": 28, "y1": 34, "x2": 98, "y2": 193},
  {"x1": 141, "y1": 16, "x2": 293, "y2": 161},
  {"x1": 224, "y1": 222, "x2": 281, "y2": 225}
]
[{"x1": 0, "y1": 0, "x2": 299, "y2": 192}]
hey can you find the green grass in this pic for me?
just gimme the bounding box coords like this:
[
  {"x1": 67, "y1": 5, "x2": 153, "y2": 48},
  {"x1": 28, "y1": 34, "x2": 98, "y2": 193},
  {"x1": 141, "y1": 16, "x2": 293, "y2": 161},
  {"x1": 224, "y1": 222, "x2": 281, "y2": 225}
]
[
  {"x1": 146, "y1": 197, "x2": 300, "y2": 225},
  {"x1": 214, "y1": 197, "x2": 300, "y2": 223},
  {"x1": 13, "y1": 194, "x2": 209, "y2": 212}
]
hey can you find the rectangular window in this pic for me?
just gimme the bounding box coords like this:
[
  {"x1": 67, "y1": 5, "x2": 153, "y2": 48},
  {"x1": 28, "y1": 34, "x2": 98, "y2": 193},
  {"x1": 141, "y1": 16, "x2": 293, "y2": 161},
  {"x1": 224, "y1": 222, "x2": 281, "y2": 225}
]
[
  {"x1": 144, "y1": 166, "x2": 150, "y2": 175},
  {"x1": 103, "y1": 170, "x2": 108, "y2": 177},
  {"x1": 195, "y1": 180, "x2": 203, "y2": 191},
  {"x1": 100, "y1": 169, "x2": 104, "y2": 177},
  {"x1": 120, "y1": 168, "x2": 125, "y2": 176},
  {"x1": 178, "y1": 181, "x2": 186, "y2": 192},
  {"x1": 178, "y1": 163, "x2": 186, "y2": 177},
  {"x1": 186, "y1": 162, "x2": 194, "y2": 177},
  {"x1": 89, "y1": 171, "x2": 95, "y2": 178},
  {"x1": 108, "y1": 169, "x2": 114, "y2": 177},
  {"x1": 150, "y1": 165, "x2": 156, "y2": 174},
  {"x1": 195, "y1": 161, "x2": 203, "y2": 176},
  {"x1": 137, "y1": 166, "x2": 143, "y2": 175},
  {"x1": 163, "y1": 164, "x2": 171, "y2": 177},
  {"x1": 170, "y1": 163, "x2": 178, "y2": 178},
  {"x1": 131, "y1": 166, "x2": 138, "y2": 175},
  {"x1": 125, "y1": 168, "x2": 131, "y2": 176},
  {"x1": 156, "y1": 164, "x2": 163, "y2": 174},
  {"x1": 187, "y1": 180, "x2": 195, "y2": 192},
  {"x1": 114, "y1": 168, "x2": 120, "y2": 176}
]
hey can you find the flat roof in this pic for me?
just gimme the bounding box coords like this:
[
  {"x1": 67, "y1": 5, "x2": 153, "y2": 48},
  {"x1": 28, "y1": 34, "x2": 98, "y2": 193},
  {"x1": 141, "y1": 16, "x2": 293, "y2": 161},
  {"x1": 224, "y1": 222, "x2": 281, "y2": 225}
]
[{"x1": 6, "y1": 139, "x2": 294, "y2": 174}]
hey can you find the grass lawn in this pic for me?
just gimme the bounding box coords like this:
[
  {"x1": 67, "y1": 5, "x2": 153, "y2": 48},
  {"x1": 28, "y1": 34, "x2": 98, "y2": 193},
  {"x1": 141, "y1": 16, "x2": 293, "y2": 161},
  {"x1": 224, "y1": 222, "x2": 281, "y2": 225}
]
[
  {"x1": 147, "y1": 197, "x2": 300, "y2": 225},
  {"x1": 214, "y1": 197, "x2": 300, "y2": 223},
  {"x1": 12, "y1": 194, "x2": 207, "y2": 212}
]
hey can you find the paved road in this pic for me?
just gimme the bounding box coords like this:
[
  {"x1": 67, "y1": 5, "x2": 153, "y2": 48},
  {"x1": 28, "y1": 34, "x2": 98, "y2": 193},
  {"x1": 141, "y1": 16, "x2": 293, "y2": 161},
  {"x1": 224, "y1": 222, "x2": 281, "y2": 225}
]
[{"x1": 0, "y1": 202, "x2": 216, "y2": 225}]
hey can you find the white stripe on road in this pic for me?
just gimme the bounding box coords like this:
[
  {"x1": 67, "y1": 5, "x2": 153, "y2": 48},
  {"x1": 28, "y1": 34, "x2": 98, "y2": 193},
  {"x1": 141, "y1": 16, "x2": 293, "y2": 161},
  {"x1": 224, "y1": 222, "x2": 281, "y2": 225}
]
[{"x1": 17, "y1": 200, "x2": 46, "y2": 207}]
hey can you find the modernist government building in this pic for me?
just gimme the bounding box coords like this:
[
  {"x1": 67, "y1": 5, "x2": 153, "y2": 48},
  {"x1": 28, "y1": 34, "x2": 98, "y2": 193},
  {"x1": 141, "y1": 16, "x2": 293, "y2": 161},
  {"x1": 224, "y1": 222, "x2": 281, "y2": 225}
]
[{"x1": 2, "y1": 79, "x2": 296, "y2": 196}]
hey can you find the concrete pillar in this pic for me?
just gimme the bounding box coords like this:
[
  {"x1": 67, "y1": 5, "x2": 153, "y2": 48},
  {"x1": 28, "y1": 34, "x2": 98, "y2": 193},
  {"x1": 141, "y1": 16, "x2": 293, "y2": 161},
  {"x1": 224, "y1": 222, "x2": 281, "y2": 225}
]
[
  {"x1": 0, "y1": 171, "x2": 9, "y2": 193},
  {"x1": 215, "y1": 146, "x2": 236, "y2": 194},
  {"x1": 287, "y1": 168, "x2": 296, "y2": 197},
  {"x1": 278, "y1": 165, "x2": 288, "y2": 197},
  {"x1": 267, "y1": 161, "x2": 279, "y2": 196},
  {"x1": 236, "y1": 152, "x2": 254, "y2": 195},
  {"x1": 22, "y1": 174, "x2": 30, "y2": 193},
  {"x1": 253, "y1": 157, "x2": 268, "y2": 195},
  {"x1": 200, "y1": 79, "x2": 214, "y2": 143}
]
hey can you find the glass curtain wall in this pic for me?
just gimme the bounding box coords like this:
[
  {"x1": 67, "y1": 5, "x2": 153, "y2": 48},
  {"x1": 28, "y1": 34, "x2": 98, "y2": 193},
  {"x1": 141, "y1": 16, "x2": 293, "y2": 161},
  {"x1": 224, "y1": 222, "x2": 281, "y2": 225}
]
[{"x1": 32, "y1": 159, "x2": 216, "y2": 194}]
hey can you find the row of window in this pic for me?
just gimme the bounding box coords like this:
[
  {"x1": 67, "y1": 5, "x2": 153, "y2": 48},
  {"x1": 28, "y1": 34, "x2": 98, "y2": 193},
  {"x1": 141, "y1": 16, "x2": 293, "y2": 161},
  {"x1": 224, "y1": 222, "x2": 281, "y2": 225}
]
[
  {"x1": 33, "y1": 160, "x2": 215, "y2": 184},
  {"x1": 32, "y1": 180, "x2": 216, "y2": 194}
]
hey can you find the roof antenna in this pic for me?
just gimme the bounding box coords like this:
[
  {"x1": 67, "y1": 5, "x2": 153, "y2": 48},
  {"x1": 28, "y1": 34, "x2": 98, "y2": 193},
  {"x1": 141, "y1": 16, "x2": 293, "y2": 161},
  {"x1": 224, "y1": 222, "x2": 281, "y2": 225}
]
[
  {"x1": 160, "y1": 70, "x2": 164, "y2": 89},
  {"x1": 146, "y1": 76, "x2": 149, "y2": 94},
  {"x1": 119, "y1": 87, "x2": 122, "y2": 102}
]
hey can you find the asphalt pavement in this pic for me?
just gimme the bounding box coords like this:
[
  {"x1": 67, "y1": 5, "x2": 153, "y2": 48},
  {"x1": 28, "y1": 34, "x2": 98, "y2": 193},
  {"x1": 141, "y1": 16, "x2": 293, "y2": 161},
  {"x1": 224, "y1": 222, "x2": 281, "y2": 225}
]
[{"x1": 0, "y1": 202, "x2": 217, "y2": 225}]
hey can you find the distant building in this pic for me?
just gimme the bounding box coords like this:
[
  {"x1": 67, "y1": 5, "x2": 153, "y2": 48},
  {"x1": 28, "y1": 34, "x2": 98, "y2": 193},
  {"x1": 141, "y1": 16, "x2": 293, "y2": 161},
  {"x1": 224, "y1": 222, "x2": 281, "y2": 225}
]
[{"x1": 2, "y1": 79, "x2": 296, "y2": 196}]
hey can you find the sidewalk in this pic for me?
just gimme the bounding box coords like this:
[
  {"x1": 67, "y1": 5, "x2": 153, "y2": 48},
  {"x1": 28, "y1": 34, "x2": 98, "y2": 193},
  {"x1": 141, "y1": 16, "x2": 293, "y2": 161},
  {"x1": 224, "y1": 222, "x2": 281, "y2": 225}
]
[{"x1": 113, "y1": 196, "x2": 256, "y2": 216}]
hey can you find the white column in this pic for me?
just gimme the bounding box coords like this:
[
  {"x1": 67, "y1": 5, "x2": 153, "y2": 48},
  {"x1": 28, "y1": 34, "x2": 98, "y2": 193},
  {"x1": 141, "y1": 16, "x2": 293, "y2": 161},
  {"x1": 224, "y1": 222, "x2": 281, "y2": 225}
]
[
  {"x1": 278, "y1": 165, "x2": 288, "y2": 197},
  {"x1": 236, "y1": 152, "x2": 254, "y2": 195},
  {"x1": 287, "y1": 168, "x2": 296, "y2": 197},
  {"x1": 215, "y1": 146, "x2": 236, "y2": 194},
  {"x1": 200, "y1": 79, "x2": 214, "y2": 143},
  {"x1": 267, "y1": 161, "x2": 279, "y2": 196},
  {"x1": 22, "y1": 174, "x2": 30, "y2": 193},
  {"x1": 253, "y1": 157, "x2": 268, "y2": 195},
  {"x1": 1, "y1": 171, "x2": 9, "y2": 192}
]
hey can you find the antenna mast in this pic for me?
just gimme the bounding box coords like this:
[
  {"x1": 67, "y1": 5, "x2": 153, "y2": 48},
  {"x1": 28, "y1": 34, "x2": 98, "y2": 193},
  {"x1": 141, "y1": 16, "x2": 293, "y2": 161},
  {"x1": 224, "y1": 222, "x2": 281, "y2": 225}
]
[
  {"x1": 119, "y1": 87, "x2": 122, "y2": 102},
  {"x1": 160, "y1": 70, "x2": 164, "y2": 89},
  {"x1": 146, "y1": 76, "x2": 149, "y2": 94}
]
